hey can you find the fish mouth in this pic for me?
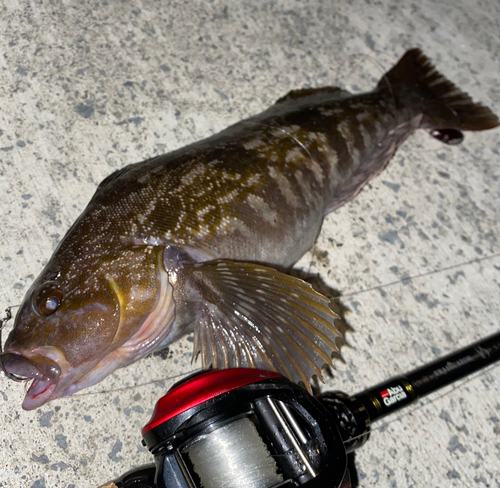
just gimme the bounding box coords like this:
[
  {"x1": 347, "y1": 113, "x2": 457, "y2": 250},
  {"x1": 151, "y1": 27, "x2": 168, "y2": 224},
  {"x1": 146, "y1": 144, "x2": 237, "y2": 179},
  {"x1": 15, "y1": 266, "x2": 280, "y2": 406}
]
[
  {"x1": 1, "y1": 261, "x2": 176, "y2": 409},
  {"x1": 0, "y1": 350, "x2": 63, "y2": 410}
]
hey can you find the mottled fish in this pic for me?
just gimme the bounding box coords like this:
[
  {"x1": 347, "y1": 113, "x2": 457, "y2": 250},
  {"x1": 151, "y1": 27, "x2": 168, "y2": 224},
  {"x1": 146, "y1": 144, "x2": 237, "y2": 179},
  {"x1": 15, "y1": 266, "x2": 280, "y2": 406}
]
[{"x1": 2, "y1": 49, "x2": 498, "y2": 410}]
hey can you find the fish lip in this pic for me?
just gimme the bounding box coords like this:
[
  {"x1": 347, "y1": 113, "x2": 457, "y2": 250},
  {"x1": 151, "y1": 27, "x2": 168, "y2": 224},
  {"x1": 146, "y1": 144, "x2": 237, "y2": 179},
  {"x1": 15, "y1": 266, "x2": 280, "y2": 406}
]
[
  {"x1": 0, "y1": 351, "x2": 60, "y2": 383},
  {"x1": 22, "y1": 379, "x2": 59, "y2": 411},
  {"x1": 2, "y1": 347, "x2": 69, "y2": 410},
  {"x1": 0, "y1": 351, "x2": 62, "y2": 410}
]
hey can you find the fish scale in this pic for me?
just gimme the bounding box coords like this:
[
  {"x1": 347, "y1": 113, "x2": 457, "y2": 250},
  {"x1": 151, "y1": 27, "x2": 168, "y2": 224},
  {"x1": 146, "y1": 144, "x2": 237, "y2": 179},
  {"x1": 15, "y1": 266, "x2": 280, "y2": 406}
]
[{"x1": 1, "y1": 48, "x2": 498, "y2": 410}]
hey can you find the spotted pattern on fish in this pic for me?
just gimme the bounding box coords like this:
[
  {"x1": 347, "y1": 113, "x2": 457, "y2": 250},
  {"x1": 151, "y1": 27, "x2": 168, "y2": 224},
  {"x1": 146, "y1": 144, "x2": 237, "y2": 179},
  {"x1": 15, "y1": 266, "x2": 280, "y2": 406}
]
[{"x1": 3, "y1": 49, "x2": 499, "y2": 410}]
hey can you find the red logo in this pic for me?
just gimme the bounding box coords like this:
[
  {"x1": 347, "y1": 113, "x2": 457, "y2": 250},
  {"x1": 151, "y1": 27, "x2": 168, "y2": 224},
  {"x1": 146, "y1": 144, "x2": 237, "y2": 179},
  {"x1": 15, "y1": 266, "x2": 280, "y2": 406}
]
[{"x1": 379, "y1": 385, "x2": 407, "y2": 406}]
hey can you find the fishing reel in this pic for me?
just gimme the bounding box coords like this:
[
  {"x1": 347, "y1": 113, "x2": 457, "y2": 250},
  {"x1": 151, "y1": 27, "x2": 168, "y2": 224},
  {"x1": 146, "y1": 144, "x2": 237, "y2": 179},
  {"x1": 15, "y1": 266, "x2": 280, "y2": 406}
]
[
  {"x1": 106, "y1": 369, "x2": 360, "y2": 488},
  {"x1": 104, "y1": 331, "x2": 500, "y2": 488}
]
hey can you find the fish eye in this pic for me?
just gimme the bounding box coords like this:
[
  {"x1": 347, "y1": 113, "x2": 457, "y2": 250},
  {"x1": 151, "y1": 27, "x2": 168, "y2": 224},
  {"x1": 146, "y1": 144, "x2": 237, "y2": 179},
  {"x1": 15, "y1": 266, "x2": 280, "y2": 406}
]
[
  {"x1": 44, "y1": 296, "x2": 60, "y2": 312},
  {"x1": 33, "y1": 282, "x2": 63, "y2": 316}
]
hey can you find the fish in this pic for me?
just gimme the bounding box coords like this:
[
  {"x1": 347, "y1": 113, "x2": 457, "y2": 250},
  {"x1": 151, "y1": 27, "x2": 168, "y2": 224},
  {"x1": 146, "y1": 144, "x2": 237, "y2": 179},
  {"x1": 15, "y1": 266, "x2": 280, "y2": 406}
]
[{"x1": 1, "y1": 49, "x2": 498, "y2": 410}]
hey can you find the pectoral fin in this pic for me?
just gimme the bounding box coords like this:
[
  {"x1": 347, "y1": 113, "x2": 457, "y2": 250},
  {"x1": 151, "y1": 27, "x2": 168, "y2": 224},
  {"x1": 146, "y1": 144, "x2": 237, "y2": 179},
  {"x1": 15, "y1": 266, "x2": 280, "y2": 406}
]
[{"x1": 174, "y1": 259, "x2": 342, "y2": 390}]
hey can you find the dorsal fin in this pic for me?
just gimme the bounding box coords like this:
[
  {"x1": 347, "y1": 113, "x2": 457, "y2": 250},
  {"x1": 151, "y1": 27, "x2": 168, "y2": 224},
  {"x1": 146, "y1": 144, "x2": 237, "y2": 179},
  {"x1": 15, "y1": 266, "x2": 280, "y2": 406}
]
[
  {"x1": 96, "y1": 166, "x2": 134, "y2": 191},
  {"x1": 275, "y1": 86, "x2": 351, "y2": 108}
]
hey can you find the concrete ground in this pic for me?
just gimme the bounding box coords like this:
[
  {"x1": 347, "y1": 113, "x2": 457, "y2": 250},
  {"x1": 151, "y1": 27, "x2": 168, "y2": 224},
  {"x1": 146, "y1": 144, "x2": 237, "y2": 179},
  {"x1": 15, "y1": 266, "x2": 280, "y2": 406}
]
[{"x1": 1, "y1": 0, "x2": 499, "y2": 486}]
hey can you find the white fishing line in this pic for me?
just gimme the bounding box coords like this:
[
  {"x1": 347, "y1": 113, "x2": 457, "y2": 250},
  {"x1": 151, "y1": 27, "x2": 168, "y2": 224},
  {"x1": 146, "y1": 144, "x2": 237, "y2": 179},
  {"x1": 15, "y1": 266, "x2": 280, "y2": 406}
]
[
  {"x1": 184, "y1": 417, "x2": 283, "y2": 488},
  {"x1": 67, "y1": 251, "x2": 500, "y2": 399},
  {"x1": 330, "y1": 252, "x2": 500, "y2": 302}
]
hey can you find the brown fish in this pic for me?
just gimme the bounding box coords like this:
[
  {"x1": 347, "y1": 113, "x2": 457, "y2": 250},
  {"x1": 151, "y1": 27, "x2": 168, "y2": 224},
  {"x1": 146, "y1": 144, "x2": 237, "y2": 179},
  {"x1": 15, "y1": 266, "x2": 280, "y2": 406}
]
[{"x1": 1, "y1": 49, "x2": 498, "y2": 410}]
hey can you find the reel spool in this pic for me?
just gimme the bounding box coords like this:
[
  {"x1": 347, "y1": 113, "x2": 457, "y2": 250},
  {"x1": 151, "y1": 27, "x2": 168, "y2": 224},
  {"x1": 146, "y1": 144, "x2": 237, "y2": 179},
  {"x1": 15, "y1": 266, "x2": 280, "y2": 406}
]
[
  {"x1": 140, "y1": 369, "x2": 349, "y2": 488},
  {"x1": 184, "y1": 416, "x2": 283, "y2": 488}
]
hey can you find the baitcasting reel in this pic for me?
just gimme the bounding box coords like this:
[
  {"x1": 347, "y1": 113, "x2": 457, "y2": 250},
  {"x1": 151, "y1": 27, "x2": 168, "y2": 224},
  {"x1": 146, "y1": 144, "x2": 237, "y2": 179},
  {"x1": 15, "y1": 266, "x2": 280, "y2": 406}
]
[
  {"x1": 103, "y1": 331, "x2": 500, "y2": 488},
  {"x1": 107, "y1": 368, "x2": 353, "y2": 488}
]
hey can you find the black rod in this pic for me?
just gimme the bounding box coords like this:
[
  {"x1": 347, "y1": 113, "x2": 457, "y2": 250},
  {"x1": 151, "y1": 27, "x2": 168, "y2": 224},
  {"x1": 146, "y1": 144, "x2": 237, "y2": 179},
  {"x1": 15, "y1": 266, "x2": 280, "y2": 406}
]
[{"x1": 352, "y1": 330, "x2": 500, "y2": 423}]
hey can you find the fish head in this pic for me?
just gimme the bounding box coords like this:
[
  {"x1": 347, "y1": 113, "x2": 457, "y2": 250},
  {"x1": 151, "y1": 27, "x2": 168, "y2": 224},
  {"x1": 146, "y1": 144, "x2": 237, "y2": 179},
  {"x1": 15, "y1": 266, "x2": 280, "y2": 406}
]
[{"x1": 2, "y1": 245, "x2": 175, "y2": 410}]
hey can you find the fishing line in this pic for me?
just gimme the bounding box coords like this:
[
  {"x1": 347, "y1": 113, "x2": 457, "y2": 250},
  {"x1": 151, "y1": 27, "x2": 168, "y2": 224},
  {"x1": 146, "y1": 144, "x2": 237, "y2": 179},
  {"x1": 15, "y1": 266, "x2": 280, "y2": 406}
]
[
  {"x1": 330, "y1": 251, "x2": 500, "y2": 301},
  {"x1": 2, "y1": 51, "x2": 498, "y2": 429},
  {"x1": 2, "y1": 251, "x2": 497, "y2": 413},
  {"x1": 336, "y1": 52, "x2": 389, "y2": 86},
  {"x1": 0, "y1": 305, "x2": 25, "y2": 382},
  {"x1": 66, "y1": 249, "x2": 500, "y2": 400},
  {"x1": 69, "y1": 369, "x2": 199, "y2": 398},
  {"x1": 185, "y1": 417, "x2": 284, "y2": 488},
  {"x1": 332, "y1": 51, "x2": 399, "y2": 112},
  {"x1": 240, "y1": 119, "x2": 315, "y2": 163}
]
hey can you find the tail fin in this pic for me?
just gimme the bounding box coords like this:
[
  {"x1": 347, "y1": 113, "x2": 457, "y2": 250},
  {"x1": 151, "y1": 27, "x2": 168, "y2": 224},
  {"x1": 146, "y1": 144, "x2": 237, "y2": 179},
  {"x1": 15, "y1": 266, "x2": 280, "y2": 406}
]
[{"x1": 378, "y1": 48, "x2": 499, "y2": 131}]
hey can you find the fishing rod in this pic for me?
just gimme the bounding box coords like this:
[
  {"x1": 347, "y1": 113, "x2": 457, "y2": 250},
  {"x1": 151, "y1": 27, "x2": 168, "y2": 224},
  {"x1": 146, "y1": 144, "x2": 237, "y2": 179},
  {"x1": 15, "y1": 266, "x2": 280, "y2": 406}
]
[{"x1": 103, "y1": 330, "x2": 500, "y2": 488}]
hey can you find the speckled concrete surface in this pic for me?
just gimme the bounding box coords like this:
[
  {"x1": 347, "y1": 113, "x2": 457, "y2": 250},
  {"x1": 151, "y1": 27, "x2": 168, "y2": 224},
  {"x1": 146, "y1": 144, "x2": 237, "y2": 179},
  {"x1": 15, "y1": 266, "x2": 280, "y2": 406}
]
[{"x1": 1, "y1": 1, "x2": 499, "y2": 487}]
